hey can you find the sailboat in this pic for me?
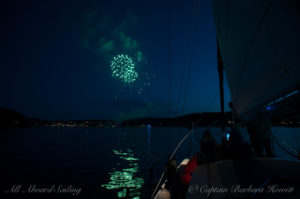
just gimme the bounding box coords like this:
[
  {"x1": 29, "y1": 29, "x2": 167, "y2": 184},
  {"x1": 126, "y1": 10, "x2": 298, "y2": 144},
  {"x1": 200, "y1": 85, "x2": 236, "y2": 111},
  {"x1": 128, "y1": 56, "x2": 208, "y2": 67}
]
[{"x1": 153, "y1": 0, "x2": 300, "y2": 198}]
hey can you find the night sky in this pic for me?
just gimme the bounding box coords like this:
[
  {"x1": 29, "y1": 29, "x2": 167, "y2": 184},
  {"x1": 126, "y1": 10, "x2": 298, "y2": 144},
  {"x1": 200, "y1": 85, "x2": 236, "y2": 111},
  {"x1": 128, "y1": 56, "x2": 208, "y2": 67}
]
[{"x1": 0, "y1": 0, "x2": 230, "y2": 121}]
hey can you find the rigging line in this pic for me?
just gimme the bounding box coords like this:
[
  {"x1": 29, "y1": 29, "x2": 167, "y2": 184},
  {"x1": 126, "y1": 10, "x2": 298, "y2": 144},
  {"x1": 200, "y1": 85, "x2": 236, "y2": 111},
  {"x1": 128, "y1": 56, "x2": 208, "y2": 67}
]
[
  {"x1": 175, "y1": 0, "x2": 200, "y2": 115},
  {"x1": 151, "y1": 3, "x2": 202, "y2": 197},
  {"x1": 234, "y1": 0, "x2": 273, "y2": 106},
  {"x1": 176, "y1": 40, "x2": 193, "y2": 115},
  {"x1": 171, "y1": 91, "x2": 218, "y2": 160},
  {"x1": 195, "y1": 0, "x2": 201, "y2": 17},
  {"x1": 167, "y1": 0, "x2": 173, "y2": 157},
  {"x1": 181, "y1": 45, "x2": 195, "y2": 114},
  {"x1": 181, "y1": 37, "x2": 198, "y2": 115},
  {"x1": 292, "y1": 128, "x2": 300, "y2": 151},
  {"x1": 181, "y1": 0, "x2": 201, "y2": 114},
  {"x1": 193, "y1": 0, "x2": 198, "y2": 13},
  {"x1": 271, "y1": 133, "x2": 298, "y2": 158},
  {"x1": 151, "y1": 1, "x2": 208, "y2": 197},
  {"x1": 151, "y1": 91, "x2": 218, "y2": 199},
  {"x1": 168, "y1": 0, "x2": 172, "y2": 119},
  {"x1": 272, "y1": 132, "x2": 299, "y2": 154},
  {"x1": 174, "y1": 31, "x2": 191, "y2": 115},
  {"x1": 150, "y1": 0, "x2": 199, "y2": 184},
  {"x1": 150, "y1": 170, "x2": 166, "y2": 199},
  {"x1": 175, "y1": 48, "x2": 188, "y2": 114},
  {"x1": 174, "y1": 2, "x2": 195, "y2": 115},
  {"x1": 224, "y1": 0, "x2": 231, "y2": 41}
]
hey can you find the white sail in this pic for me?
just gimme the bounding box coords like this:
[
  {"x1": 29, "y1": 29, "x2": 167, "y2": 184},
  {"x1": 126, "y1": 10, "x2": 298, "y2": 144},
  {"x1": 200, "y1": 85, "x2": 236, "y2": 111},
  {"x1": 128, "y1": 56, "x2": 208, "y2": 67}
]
[{"x1": 212, "y1": 0, "x2": 300, "y2": 120}]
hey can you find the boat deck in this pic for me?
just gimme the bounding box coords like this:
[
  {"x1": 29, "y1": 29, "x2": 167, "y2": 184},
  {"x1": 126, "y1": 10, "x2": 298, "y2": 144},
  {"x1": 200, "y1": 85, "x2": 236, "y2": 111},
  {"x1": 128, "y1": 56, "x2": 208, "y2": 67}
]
[{"x1": 186, "y1": 158, "x2": 300, "y2": 198}]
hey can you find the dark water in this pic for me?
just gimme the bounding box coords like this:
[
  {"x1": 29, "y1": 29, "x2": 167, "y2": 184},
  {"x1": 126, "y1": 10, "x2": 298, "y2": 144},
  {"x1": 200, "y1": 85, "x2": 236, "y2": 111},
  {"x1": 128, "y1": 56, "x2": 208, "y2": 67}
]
[{"x1": 1, "y1": 127, "x2": 300, "y2": 199}]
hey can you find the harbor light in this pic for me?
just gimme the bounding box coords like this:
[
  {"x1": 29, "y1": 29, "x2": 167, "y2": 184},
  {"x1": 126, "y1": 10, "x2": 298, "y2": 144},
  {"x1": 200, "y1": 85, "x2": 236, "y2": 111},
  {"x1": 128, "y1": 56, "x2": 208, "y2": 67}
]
[
  {"x1": 226, "y1": 133, "x2": 230, "y2": 141},
  {"x1": 266, "y1": 106, "x2": 272, "y2": 111}
]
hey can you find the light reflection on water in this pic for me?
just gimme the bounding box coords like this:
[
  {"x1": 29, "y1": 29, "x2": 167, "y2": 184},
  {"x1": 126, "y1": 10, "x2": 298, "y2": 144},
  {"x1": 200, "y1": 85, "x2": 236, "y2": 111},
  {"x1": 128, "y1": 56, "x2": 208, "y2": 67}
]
[
  {"x1": 2, "y1": 127, "x2": 299, "y2": 198},
  {"x1": 101, "y1": 149, "x2": 144, "y2": 199}
]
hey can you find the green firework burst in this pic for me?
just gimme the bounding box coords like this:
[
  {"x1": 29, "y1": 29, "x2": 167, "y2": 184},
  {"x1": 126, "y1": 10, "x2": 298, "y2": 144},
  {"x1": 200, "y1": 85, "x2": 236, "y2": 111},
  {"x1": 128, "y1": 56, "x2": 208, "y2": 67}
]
[{"x1": 111, "y1": 54, "x2": 138, "y2": 83}]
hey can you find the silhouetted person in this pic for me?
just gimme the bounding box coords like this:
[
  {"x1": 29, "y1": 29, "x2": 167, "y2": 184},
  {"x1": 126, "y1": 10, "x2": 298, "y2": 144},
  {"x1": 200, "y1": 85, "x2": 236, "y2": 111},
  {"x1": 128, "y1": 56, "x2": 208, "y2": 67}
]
[
  {"x1": 229, "y1": 101, "x2": 238, "y2": 125},
  {"x1": 219, "y1": 127, "x2": 253, "y2": 160},
  {"x1": 182, "y1": 129, "x2": 218, "y2": 186},
  {"x1": 247, "y1": 112, "x2": 274, "y2": 157},
  {"x1": 199, "y1": 129, "x2": 218, "y2": 163},
  {"x1": 165, "y1": 158, "x2": 186, "y2": 199},
  {"x1": 222, "y1": 102, "x2": 254, "y2": 159}
]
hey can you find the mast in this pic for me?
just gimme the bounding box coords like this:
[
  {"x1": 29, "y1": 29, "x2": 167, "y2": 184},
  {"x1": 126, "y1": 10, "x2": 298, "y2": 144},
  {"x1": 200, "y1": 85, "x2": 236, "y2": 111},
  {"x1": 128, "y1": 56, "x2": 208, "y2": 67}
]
[{"x1": 217, "y1": 41, "x2": 225, "y2": 127}]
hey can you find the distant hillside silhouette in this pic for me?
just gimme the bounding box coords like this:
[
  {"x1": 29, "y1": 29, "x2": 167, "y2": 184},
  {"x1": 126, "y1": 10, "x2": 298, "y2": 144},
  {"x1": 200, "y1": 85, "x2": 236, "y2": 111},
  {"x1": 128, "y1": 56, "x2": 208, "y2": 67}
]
[
  {"x1": 122, "y1": 112, "x2": 232, "y2": 128},
  {"x1": 0, "y1": 107, "x2": 29, "y2": 127},
  {"x1": 0, "y1": 107, "x2": 298, "y2": 128}
]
